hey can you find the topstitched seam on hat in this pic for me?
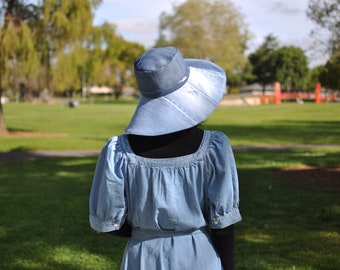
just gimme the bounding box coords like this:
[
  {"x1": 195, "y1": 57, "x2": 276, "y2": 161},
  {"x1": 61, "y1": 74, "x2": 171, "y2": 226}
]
[
  {"x1": 135, "y1": 52, "x2": 147, "y2": 70},
  {"x1": 160, "y1": 97, "x2": 197, "y2": 124},
  {"x1": 186, "y1": 79, "x2": 219, "y2": 105},
  {"x1": 190, "y1": 68, "x2": 225, "y2": 94},
  {"x1": 198, "y1": 68, "x2": 225, "y2": 79}
]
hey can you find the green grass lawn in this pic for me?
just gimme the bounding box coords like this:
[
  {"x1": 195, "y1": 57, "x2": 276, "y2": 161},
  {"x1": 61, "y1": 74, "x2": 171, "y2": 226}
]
[
  {"x1": 235, "y1": 149, "x2": 339, "y2": 270},
  {"x1": 1, "y1": 101, "x2": 340, "y2": 151},
  {"x1": 0, "y1": 101, "x2": 339, "y2": 269}
]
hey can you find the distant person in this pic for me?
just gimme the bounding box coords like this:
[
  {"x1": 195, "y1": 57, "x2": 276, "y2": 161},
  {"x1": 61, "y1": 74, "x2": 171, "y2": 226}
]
[{"x1": 89, "y1": 46, "x2": 242, "y2": 270}]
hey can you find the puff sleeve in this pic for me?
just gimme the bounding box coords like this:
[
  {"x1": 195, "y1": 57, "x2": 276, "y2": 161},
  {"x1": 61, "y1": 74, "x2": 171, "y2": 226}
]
[
  {"x1": 207, "y1": 132, "x2": 242, "y2": 229},
  {"x1": 89, "y1": 136, "x2": 127, "y2": 232}
]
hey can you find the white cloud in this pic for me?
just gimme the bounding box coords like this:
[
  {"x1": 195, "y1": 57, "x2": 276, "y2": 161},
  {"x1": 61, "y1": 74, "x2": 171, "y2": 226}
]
[
  {"x1": 93, "y1": 0, "x2": 181, "y2": 47},
  {"x1": 115, "y1": 17, "x2": 158, "y2": 46}
]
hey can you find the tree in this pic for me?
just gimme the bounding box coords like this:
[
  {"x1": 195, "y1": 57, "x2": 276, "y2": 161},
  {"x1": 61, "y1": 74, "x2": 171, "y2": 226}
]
[
  {"x1": 0, "y1": 0, "x2": 39, "y2": 133},
  {"x1": 249, "y1": 36, "x2": 309, "y2": 91},
  {"x1": 230, "y1": 60, "x2": 256, "y2": 89},
  {"x1": 274, "y1": 46, "x2": 308, "y2": 91},
  {"x1": 307, "y1": 0, "x2": 339, "y2": 56},
  {"x1": 0, "y1": 0, "x2": 147, "y2": 135},
  {"x1": 248, "y1": 34, "x2": 279, "y2": 91},
  {"x1": 155, "y1": 0, "x2": 249, "y2": 84},
  {"x1": 0, "y1": 0, "x2": 103, "y2": 134},
  {"x1": 306, "y1": 65, "x2": 324, "y2": 90},
  {"x1": 307, "y1": 0, "x2": 340, "y2": 90},
  {"x1": 319, "y1": 54, "x2": 340, "y2": 89},
  {"x1": 83, "y1": 23, "x2": 144, "y2": 93},
  {"x1": 37, "y1": 0, "x2": 99, "y2": 94}
]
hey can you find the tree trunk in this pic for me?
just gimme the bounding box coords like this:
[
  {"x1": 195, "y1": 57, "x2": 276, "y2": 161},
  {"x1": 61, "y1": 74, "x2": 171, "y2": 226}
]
[
  {"x1": 0, "y1": 49, "x2": 9, "y2": 134},
  {"x1": 0, "y1": 43, "x2": 7, "y2": 134},
  {"x1": 0, "y1": 96, "x2": 8, "y2": 134}
]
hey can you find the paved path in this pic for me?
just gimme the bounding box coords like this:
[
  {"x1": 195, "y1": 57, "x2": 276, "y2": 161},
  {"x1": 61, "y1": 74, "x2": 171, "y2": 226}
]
[
  {"x1": 1, "y1": 145, "x2": 340, "y2": 162},
  {"x1": 0, "y1": 150, "x2": 100, "y2": 162}
]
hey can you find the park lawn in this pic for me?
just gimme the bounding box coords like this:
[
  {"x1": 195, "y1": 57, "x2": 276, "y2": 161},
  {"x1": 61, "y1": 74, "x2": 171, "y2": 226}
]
[
  {"x1": 0, "y1": 100, "x2": 339, "y2": 269},
  {"x1": 0, "y1": 101, "x2": 136, "y2": 151},
  {"x1": 0, "y1": 101, "x2": 340, "y2": 151},
  {"x1": 208, "y1": 102, "x2": 340, "y2": 146},
  {"x1": 234, "y1": 148, "x2": 340, "y2": 269},
  {"x1": 0, "y1": 157, "x2": 126, "y2": 270},
  {"x1": 0, "y1": 149, "x2": 339, "y2": 270}
]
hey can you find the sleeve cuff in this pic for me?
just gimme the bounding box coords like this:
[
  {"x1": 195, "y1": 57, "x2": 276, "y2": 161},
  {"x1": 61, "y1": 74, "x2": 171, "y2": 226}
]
[
  {"x1": 89, "y1": 214, "x2": 125, "y2": 233},
  {"x1": 210, "y1": 208, "x2": 242, "y2": 229}
]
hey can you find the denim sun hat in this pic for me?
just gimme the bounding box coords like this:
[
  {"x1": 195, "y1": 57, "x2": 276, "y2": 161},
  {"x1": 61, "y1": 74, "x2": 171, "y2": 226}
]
[{"x1": 125, "y1": 46, "x2": 226, "y2": 136}]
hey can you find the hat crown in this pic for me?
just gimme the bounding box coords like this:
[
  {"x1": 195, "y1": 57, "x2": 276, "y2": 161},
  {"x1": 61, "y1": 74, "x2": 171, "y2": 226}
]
[
  {"x1": 134, "y1": 47, "x2": 189, "y2": 98},
  {"x1": 126, "y1": 46, "x2": 227, "y2": 136}
]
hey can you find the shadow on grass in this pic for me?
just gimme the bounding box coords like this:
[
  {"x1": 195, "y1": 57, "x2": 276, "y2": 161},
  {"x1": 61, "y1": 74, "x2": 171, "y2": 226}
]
[
  {"x1": 235, "y1": 167, "x2": 339, "y2": 270},
  {"x1": 234, "y1": 150, "x2": 340, "y2": 270},
  {"x1": 7, "y1": 128, "x2": 35, "y2": 133},
  {"x1": 205, "y1": 120, "x2": 340, "y2": 145},
  {"x1": 0, "y1": 151, "x2": 339, "y2": 270},
  {"x1": 234, "y1": 147, "x2": 340, "y2": 167},
  {"x1": 0, "y1": 157, "x2": 127, "y2": 270}
]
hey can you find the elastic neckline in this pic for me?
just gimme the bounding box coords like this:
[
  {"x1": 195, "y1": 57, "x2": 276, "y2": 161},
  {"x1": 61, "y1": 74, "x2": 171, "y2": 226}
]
[{"x1": 121, "y1": 130, "x2": 211, "y2": 166}]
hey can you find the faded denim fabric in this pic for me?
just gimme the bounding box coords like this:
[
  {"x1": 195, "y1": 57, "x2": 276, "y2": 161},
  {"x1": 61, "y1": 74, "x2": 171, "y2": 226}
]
[
  {"x1": 125, "y1": 47, "x2": 227, "y2": 136},
  {"x1": 89, "y1": 130, "x2": 241, "y2": 270}
]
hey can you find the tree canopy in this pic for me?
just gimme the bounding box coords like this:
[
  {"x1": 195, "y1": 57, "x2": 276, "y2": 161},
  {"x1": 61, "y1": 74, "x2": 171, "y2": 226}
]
[
  {"x1": 0, "y1": 0, "x2": 146, "y2": 134},
  {"x1": 155, "y1": 0, "x2": 250, "y2": 84},
  {"x1": 319, "y1": 54, "x2": 340, "y2": 89},
  {"x1": 248, "y1": 35, "x2": 309, "y2": 91},
  {"x1": 307, "y1": 0, "x2": 339, "y2": 56},
  {"x1": 274, "y1": 46, "x2": 309, "y2": 90},
  {"x1": 0, "y1": 0, "x2": 41, "y2": 132},
  {"x1": 248, "y1": 34, "x2": 279, "y2": 90},
  {"x1": 0, "y1": 0, "x2": 145, "y2": 96},
  {"x1": 307, "y1": 0, "x2": 340, "y2": 90}
]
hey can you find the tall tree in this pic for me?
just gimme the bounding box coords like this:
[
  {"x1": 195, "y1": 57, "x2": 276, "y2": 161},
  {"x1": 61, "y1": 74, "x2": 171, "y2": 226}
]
[
  {"x1": 0, "y1": 0, "x2": 39, "y2": 134},
  {"x1": 274, "y1": 46, "x2": 308, "y2": 91},
  {"x1": 0, "y1": 0, "x2": 103, "y2": 134},
  {"x1": 37, "y1": 0, "x2": 98, "y2": 94},
  {"x1": 307, "y1": 0, "x2": 340, "y2": 56},
  {"x1": 307, "y1": 0, "x2": 340, "y2": 90},
  {"x1": 155, "y1": 0, "x2": 249, "y2": 84},
  {"x1": 306, "y1": 65, "x2": 324, "y2": 90},
  {"x1": 319, "y1": 54, "x2": 340, "y2": 89},
  {"x1": 248, "y1": 34, "x2": 279, "y2": 91},
  {"x1": 83, "y1": 22, "x2": 144, "y2": 92}
]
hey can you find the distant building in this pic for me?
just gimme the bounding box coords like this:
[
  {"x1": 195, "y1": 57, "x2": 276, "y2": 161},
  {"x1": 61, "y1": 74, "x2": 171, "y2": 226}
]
[
  {"x1": 239, "y1": 83, "x2": 274, "y2": 95},
  {"x1": 83, "y1": 86, "x2": 113, "y2": 94}
]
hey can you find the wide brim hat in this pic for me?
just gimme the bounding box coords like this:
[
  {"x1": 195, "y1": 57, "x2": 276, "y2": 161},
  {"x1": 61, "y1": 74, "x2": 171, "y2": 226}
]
[{"x1": 125, "y1": 46, "x2": 226, "y2": 136}]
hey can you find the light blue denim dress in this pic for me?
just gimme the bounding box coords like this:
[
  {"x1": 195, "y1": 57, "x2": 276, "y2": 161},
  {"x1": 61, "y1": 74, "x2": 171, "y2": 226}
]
[{"x1": 89, "y1": 130, "x2": 241, "y2": 270}]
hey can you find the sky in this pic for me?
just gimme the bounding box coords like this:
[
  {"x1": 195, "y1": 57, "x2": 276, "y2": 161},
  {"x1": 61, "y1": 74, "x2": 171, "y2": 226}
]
[{"x1": 93, "y1": 0, "x2": 328, "y2": 67}]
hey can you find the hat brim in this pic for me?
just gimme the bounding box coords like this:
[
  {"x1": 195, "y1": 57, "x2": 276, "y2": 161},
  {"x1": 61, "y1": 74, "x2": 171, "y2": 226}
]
[{"x1": 125, "y1": 59, "x2": 226, "y2": 136}]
